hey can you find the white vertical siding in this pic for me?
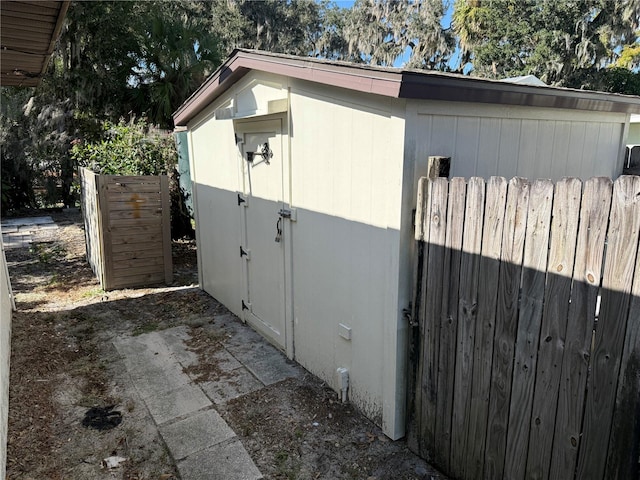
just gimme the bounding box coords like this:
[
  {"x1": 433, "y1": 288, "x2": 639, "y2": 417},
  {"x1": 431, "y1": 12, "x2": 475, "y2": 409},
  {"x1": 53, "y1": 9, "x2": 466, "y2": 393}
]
[
  {"x1": 289, "y1": 79, "x2": 407, "y2": 437},
  {"x1": 188, "y1": 72, "x2": 410, "y2": 439},
  {"x1": 406, "y1": 100, "x2": 628, "y2": 181},
  {"x1": 189, "y1": 106, "x2": 245, "y2": 317}
]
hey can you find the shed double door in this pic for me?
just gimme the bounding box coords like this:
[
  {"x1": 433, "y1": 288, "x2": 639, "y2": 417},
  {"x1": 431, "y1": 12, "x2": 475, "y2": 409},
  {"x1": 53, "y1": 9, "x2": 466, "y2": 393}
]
[{"x1": 236, "y1": 118, "x2": 289, "y2": 353}]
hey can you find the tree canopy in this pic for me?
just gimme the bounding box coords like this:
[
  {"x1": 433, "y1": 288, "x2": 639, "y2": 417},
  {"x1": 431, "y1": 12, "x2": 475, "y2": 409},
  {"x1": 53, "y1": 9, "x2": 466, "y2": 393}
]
[
  {"x1": 1, "y1": 0, "x2": 639, "y2": 215},
  {"x1": 452, "y1": 0, "x2": 640, "y2": 88}
]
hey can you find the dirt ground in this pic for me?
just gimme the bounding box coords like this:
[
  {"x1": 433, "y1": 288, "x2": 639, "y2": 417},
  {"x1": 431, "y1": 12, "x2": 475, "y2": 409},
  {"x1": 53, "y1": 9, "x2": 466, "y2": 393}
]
[{"x1": 5, "y1": 210, "x2": 446, "y2": 480}]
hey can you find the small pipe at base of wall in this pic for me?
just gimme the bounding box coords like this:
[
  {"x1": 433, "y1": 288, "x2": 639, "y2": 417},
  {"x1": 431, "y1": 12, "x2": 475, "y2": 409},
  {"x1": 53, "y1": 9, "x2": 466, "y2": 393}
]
[{"x1": 337, "y1": 367, "x2": 349, "y2": 403}]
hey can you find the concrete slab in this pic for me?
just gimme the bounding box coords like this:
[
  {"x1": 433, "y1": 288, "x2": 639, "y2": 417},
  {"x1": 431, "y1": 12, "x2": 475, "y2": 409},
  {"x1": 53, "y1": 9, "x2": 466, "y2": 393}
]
[
  {"x1": 159, "y1": 408, "x2": 235, "y2": 460},
  {"x1": 243, "y1": 354, "x2": 303, "y2": 386},
  {"x1": 113, "y1": 332, "x2": 174, "y2": 362},
  {"x1": 2, "y1": 216, "x2": 59, "y2": 249},
  {"x1": 127, "y1": 364, "x2": 191, "y2": 399},
  {"x1": 212, "y1": 313, "x2": 245, "y2": 331},
  {"x1": 200, "y1": 367, "x2": 263, "y2": 404},
  {"x1": 224, "y1": 337, "x2": 281, "y2": 364},
  {"x1": 208, "y1": 348, "x2": 243, "y2": 373},
  {"x1": 220, "y1": 322, "x2": 265, "y2": 350},
  {"x1": 144, "y1": 384, "x2": 211, "y2": 425},
  {"x1": 1, "y1": 216, "x2": 55, "y2": 227},
  {"x1": 177, "y1": 440, "x2": 262, "y2": 480},
  {"x1": 158, "y1": 326, "x2": 199, "y2": 367}
]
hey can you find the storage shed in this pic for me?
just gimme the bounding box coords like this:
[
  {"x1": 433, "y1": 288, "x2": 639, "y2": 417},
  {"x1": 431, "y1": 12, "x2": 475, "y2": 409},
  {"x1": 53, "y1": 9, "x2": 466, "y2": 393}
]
[{"x1": 173, "y1": 49, "x2": 640, "y2": 439}]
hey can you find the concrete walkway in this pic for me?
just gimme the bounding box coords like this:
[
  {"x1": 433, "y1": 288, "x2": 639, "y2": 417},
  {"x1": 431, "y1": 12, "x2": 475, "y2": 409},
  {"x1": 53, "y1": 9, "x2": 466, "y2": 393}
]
[
  {"x1": 113, "y1": 313, "x2": 304, "y2": 480},
  {"x1": 1, "y1": 216, "x2": 58, "y2": 249}
]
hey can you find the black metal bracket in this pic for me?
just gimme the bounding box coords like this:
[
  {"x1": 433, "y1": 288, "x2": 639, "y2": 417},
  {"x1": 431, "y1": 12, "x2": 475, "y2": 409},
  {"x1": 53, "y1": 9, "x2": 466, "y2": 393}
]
[
  {"x1": 246, "y1": 142, "x2": 273, "y2": 165},
  {"x1": 240, "y1": 246, "x2": 248, "y2": 257},
  {"x1": 278, "y1": 208, "x2": 292, "y2": 219},
  {"x1": 237, "y1": 193, "x2": 246, "y2": 206},
  {"x1": 242, "y1": 300, "x2": 249, "y2": 311}
]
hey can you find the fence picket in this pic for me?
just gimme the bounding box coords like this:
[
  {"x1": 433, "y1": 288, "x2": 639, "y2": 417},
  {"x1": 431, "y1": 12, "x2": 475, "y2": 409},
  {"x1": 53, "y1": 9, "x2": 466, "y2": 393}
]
[
  {"x1": 419, "y1": 178, "x2": 449, "y2": 460},
  {"x1": 504, "y1": 179, "x2": 554, "y2": 480},
  {"x1": 577, "y1": 175, "x2": 640, "y2": 480},
  {"x1": 450, "y1": 177, "x2": 485, "y2": 479},
  {"x1": 466, "y1": 177, "x2": 508, "y2": 478},
  {"x1": 549, "y1": 177, "x2": 612, "y2": 478},
  {"x1": 413, "y1": 176, "x2": 432, "y2": 455},
  {"x1": 605, "y1": 227, "x2": 640, "y2": 480},
  {"x1": 434, "y1": 177, "x2": 466, "y2": 472},
  {"x1": 484, "y1": 177, "x2": 530, "y2": 479},
  {"x1": 526, "y1": 178, "x2": 582, "y2": 480}
]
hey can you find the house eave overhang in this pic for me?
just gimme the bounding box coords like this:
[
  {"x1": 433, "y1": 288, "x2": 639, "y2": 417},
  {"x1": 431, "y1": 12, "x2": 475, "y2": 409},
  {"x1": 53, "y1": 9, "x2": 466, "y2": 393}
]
[
  {"x1": 0, "y1": 0, "x2": 71, "y2": 87},
  {"x1": 173, "y1": 49, "x2": 640, "y2": 127}
]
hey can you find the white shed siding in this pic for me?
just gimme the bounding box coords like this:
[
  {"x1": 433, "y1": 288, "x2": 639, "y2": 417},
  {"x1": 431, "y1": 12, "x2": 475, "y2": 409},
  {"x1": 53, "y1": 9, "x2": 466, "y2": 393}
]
[
  {"x1": 288, "y1": 79, "x2": 408, "y2": 437},
  {"x1": 188, "y1": 71, "x2": 410, "y2": 437},
  {"x1": 406, "y1": 100, "x2": 628, "y2": 181},
  {"x1": 189, "y1": 103, "x2": 245, "y2": 317},
  {"x1": 184, "y1": 61, "x2": 635, "y2": 442}
]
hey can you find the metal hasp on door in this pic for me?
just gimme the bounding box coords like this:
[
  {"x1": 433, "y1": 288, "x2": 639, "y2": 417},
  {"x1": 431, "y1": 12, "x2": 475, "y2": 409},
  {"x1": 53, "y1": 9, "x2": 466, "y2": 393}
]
[{"x1": 235, "y1": 118, "x2": 288, "y2": 352}]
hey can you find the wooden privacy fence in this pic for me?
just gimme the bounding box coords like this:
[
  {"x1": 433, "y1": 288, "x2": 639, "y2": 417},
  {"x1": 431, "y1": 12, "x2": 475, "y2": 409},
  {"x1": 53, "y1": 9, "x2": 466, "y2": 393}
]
[
  {"x1": 80, "y1": 168, "x2": 172, "y2": 290},
  {"x1": 408, "y1": 175, "x2": 640, "y2": 480}
]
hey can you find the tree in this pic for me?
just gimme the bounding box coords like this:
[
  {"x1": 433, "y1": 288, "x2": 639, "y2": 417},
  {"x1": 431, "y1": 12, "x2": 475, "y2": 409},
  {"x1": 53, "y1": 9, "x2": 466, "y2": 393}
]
[
  {"x1": 342, "y1": 0, "x2": 454, "y2": 68},
  {"x1": 309, "y1": 2, "x2": 355, "y2": 60},
  {"x1": 1, "y1": 1, "x2": 224, "y2": 213},
  {"x1": 453, "y1": 0, "x2": 640, "y2": 88},
  {"x1": 615, "y1": 40, "x2": 640, "y2": 70},
  {"x1": 131, "y1": 2, "x2": 221, "y2": 127},
  {"x1": 209, "y1": 0, "x2": 323, "y2": 56}
]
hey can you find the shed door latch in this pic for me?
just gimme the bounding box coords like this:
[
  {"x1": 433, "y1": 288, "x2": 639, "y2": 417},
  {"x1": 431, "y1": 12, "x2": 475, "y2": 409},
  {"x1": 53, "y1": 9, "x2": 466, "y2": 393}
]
[{"x1": 278, "y1": 208, "x2": 292, "y2": 219}]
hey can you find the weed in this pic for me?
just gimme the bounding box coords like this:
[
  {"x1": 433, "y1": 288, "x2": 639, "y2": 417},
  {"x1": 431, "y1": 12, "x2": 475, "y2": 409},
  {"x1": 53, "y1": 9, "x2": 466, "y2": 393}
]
[
  {"x1": 81, "y1": 287, "x2": 105, "y2": 298},
  {"x1": 30, "y1": 242, "x2": 66, "y2": 264},
  {"x1": 275, "y1": 450, "x2": 301, "y2": 480}
]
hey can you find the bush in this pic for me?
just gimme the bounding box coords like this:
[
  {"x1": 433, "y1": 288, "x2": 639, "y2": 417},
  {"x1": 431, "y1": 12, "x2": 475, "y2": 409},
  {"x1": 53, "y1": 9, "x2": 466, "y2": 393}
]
[
  {"x1": 72, "y1": 118, "x2": 194, "y2": 238},
  {"x1": 71, "y1": 118, "x2": 175, "y2": 176}
]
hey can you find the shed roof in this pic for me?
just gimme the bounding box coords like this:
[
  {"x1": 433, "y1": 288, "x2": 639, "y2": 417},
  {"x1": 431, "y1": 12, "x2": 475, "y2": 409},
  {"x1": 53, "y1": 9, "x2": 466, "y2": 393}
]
[
  {"x1": 174, "y1": 49, "x2": 640, "y2": 126},
  {"x1": 0, "y1": 1, "x2": 70, "y2": 87}
]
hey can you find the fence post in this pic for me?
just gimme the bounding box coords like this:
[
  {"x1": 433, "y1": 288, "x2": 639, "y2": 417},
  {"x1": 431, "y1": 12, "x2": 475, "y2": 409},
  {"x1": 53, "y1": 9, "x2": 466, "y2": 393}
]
[{"x1": 427, "y1": 156, "x2": 450, "y2": 179}]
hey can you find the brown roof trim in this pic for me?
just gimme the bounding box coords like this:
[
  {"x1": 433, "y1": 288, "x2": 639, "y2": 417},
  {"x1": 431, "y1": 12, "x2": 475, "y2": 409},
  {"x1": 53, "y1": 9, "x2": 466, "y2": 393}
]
[
  {"x1": 399, "y1": 71, "x2": 640, "y2": 113},
  {"x1": 173, "y1": 49, "x2": 640, "y2": 126},
  {"x1": 173, "y1": 50, "x2": 403, "y2": 125}
]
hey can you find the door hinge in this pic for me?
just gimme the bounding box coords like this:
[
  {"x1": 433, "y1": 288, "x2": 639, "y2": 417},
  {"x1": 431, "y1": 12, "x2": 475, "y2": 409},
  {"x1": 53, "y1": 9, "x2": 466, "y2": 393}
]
[
  {"x1": 238, "y1": 193, "x2": 246, "y2": 206},
  {"x1": 239, "y1": 246, "x2": 250, "y2": 259},
  {"x1": 242, "y1": 300, "x2": 250, "y2": 311}
]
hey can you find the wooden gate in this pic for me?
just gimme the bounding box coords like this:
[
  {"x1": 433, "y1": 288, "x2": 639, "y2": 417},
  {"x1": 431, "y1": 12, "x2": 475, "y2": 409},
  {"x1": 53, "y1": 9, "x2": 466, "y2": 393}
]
[
  {"x1": 80, "y1": 168, "x2": 172, "y2": 290},
  {"x1": 408, "y1": 175, "x2": 640, "y2": 480}
]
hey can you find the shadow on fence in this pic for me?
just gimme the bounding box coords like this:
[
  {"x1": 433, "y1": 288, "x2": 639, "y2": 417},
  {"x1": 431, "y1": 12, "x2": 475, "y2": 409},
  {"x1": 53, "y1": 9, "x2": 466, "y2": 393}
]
[{"x1": 407, "y1": 176, "x2": 640, "y2": 480}]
